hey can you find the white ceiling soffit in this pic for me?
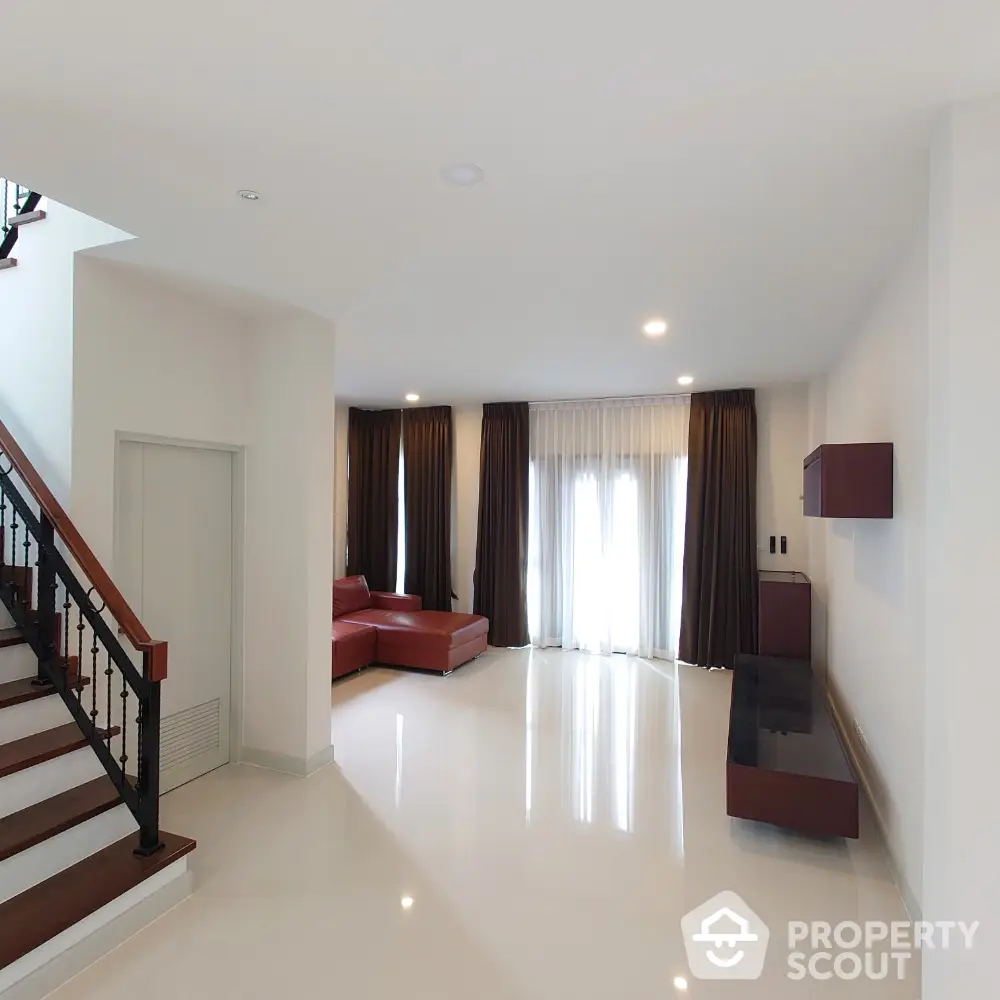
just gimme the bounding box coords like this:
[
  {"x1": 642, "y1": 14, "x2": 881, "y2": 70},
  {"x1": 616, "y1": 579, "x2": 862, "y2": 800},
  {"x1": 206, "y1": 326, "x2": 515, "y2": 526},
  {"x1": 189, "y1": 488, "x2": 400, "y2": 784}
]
[{"x1": 3, "y1": 0, "x2": 999, "y2": 403}]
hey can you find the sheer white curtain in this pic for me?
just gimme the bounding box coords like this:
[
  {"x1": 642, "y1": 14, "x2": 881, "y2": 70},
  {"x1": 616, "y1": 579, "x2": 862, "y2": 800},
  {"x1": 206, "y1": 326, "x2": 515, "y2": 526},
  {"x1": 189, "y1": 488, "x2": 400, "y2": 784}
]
[{"x1": 527, "y1": 396, "x2": 689, "y2": 659}]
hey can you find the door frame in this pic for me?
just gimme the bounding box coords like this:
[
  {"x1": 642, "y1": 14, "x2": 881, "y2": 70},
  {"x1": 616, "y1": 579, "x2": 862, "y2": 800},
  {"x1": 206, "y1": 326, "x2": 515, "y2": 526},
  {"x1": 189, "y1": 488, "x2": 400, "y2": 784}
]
[{"x1": 113, "y1": 432, "x2": 246, "y2": 770}]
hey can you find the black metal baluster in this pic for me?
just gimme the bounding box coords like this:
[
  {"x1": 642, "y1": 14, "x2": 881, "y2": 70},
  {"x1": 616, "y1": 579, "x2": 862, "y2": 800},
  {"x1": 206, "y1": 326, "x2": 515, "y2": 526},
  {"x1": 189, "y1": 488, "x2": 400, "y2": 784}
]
[
  {"x1": 135, "y1": 681, "x2": 143, "y2": 792},
  {"x1": 0, "y1": 471, "x2": 7, "y2": 589},
  {"x1": 105, "y1": 639, "x2": 113, "y2": 751},
  {"x1": 23, "y1": 523, "x2": 34, "y2": 675},
  {"x1": 77, "y1": 604, "x2": 87, "y2": 719},
  {"x1": 22, "y1": 517, "x2": 30, "y2": 599},
  {"x1": 63, "y1": 587, "x2": 71, "y2": 683},
  {"x1": 120, "y1": 667, "x2": 129, "y2": 778},
  {"x1": 9, "y1": 507, "x2": 18, "y2": 607},
  {"x1": 89, "y1": 606, "x2": 98, "y2": 731},
  {"x1": 34, "y1": 512, "x2": 56, "y2": 687},
  {"x1": 73, "y1": 591, "x2": 85, "y2": 700}
]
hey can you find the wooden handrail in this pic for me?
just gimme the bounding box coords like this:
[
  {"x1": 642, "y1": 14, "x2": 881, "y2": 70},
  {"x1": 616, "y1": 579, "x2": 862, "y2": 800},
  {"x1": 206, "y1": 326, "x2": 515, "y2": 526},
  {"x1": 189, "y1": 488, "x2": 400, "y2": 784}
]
[{"x1": 0, "y1": 416, "x2": 167, "y2": 681}]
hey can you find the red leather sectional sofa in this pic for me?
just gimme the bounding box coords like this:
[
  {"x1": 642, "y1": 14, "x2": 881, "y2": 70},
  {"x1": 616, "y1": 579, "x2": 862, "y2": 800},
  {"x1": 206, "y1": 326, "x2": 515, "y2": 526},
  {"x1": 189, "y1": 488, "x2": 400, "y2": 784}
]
[{"x1": 332, "y1": 575, "x2": 489, "y2": 680}]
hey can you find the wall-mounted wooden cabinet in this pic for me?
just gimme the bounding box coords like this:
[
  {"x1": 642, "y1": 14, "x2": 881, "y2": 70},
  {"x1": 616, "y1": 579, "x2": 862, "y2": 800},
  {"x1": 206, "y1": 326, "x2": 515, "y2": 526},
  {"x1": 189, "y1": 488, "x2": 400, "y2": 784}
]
[{"x1": 803, "y1": 443, "x2": 893, "y2": 519}]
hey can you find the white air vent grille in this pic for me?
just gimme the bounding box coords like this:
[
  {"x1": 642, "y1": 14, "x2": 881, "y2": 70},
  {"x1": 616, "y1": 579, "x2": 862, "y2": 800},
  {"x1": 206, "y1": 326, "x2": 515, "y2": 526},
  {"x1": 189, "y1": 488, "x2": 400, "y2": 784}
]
[{"x1": 161, "y1": 698, "x2": 220, "y2": 771}]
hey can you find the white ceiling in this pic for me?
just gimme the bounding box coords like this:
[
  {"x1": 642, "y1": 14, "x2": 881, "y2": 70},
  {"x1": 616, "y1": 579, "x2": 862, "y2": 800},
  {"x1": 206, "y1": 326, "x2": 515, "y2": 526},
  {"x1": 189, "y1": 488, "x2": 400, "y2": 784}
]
[{"x1": 4, "y1": 1, "x2": 999, "y2": 405}]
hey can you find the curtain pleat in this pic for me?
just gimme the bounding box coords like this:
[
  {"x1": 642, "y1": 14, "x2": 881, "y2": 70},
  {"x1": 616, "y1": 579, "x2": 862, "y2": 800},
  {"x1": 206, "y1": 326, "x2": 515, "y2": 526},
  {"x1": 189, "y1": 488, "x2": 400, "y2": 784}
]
[
  {"x1": 474, "y1": 403, "x2": 530, "y2": 646},
  {"x1": 678, "y1": 389, "x2": 758, "y2": 668},
  {"x1": 346, "y1": 408, "x2": 401, "y2": 593},
  {"x1": 402, "y1": 406, "x2": 454, "y2": 611},
  {"x1": 527, "y1": 396, "x2": 690, "y2": 659}
]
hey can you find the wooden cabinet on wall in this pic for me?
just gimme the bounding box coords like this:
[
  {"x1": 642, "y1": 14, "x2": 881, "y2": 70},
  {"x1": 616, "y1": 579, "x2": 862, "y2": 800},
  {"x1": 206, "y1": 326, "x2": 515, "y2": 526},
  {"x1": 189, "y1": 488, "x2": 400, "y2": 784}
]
[
  {"x1": 759, "y1": 571, "x2": 811, "y2": 661},
  {"x1": 803, "y1": 443, "x2": 893, "y2": 519}
]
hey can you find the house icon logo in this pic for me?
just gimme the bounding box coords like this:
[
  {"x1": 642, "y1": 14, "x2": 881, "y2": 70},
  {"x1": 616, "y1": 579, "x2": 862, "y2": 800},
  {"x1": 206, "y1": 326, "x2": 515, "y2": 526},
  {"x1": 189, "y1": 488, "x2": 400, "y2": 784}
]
[{"x1": 681, "y1": 891, "x2": 770, "y2": 980}]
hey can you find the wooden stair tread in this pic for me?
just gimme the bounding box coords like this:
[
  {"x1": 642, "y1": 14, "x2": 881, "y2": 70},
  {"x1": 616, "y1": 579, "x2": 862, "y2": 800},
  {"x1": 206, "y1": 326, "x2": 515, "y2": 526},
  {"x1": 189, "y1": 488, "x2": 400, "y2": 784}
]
[
  {"x1": 0, "y1": 723, "x2": 120, "y2": 778},
  {"x1": 6, "y1": 210, "x2": 45, "y2": 227},
  {"x1": 0, "y1": 776, "x2": 120, "y2": 862},
  {"x1": 0, "y1": 673, "x2": 90, "y2": 710},
  {"x1": 0, "y1": 626, "x2": 26, "y2": 648},
  {"x1": 0, "y1": 830, "x2": 196, "y2": 970}
]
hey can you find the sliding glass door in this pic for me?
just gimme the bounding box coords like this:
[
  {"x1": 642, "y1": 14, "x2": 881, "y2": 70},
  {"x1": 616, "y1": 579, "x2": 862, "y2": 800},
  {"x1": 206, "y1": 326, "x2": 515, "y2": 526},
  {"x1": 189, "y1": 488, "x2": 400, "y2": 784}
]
[{"x1": 527, "y1": 397, "x2": 689, "y2": 660}]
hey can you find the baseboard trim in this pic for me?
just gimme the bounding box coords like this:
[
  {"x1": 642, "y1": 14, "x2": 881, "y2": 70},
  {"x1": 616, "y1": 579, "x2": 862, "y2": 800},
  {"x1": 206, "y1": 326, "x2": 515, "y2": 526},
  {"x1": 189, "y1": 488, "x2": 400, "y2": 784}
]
[
  {"x1": 825, "y1": 680, "x2": 922, "y2": 921},
  {"x1": 0, "y1": 859, "x2": 192, "y2": 1000},
  {"x1": 239, "y1": 744, "x2": 334, "y2": 776}
]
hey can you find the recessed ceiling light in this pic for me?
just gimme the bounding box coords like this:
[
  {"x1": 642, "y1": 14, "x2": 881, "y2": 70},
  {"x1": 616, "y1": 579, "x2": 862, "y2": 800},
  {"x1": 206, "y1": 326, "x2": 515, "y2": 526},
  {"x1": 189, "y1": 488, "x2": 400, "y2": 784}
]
[
  {"x1": 237, "y1": 189, "x2": 260, "y2": 201},
  {"x1": 405, "y1": 393, "x2": 420, "y2": 403},
  {"x1": 643, "y1": 318, "x2": 668, "y2": 337},
  {"x1": 677, "y1": 375, "x2": 694, "y2": 386},
  {"x1": 400, "y1": 895, "x2": 415, "y2": 910},
  {"x1": 673, "y1": 976, "x2": 689, "y2": 991},
  {"x1": 441, "y1": 163, "x2": 484, "y2": 186}
]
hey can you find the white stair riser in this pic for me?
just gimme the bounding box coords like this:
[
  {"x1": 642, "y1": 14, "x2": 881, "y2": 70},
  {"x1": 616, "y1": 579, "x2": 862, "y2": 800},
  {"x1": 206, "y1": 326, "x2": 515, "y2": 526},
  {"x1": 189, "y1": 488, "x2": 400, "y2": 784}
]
[
  {"x1": 0, "y1": 803, "x2": 136, "y2": 904},
  {"x1": 0, "y1": 643, "x2": 36, "y2": 683},
  {"x1": 0, "y1": 692, "x2": 74, "y2": 745},
  {"x1": 0, "y1": 857, "x2": 190, "y2": 995},
  {"x1": 0, "y1": 746, "x2": 106, "y2": 819}
]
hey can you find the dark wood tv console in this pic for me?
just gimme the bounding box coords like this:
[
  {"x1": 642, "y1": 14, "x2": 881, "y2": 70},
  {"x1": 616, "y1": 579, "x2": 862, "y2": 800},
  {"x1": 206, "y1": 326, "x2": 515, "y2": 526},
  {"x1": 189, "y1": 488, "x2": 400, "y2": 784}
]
[{"x1": 727, "y1": 654, "x2": 859, "y2": 838}]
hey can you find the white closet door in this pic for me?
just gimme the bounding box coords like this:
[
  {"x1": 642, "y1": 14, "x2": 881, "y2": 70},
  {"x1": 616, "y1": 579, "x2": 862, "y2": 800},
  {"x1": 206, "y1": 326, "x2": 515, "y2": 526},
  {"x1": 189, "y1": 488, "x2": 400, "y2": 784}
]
[{"x1": 116, "y1": 441, "x2": 233, "y2": 792}]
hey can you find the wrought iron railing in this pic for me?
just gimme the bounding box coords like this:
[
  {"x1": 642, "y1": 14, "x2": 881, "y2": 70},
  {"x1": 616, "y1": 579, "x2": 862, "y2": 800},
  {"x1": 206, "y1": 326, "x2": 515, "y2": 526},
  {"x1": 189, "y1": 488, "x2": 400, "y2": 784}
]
[
  {"x1": 0, "y1": 420, "x2": 167, "y2": 856},
  {"x1": 1, "y1": 179, "x2": 42, "y2": 259}
]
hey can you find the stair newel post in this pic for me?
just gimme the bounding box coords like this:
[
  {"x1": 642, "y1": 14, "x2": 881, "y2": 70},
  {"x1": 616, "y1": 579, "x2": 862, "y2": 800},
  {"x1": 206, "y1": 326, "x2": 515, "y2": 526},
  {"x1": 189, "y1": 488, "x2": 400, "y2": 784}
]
[
  {"x1": 134, "y1": 654, "x2": 164, "y2": 857},
  {"x1": 34, "y1": 511, "x2": 57, "y2": 686}
]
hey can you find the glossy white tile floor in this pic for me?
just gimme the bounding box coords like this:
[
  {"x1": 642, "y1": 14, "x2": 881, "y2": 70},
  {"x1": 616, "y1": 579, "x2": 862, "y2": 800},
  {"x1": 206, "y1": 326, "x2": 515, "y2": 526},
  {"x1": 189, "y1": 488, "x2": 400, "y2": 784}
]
[{"x1": 48, "y1": 649, "x2": 916, "y2": 999}]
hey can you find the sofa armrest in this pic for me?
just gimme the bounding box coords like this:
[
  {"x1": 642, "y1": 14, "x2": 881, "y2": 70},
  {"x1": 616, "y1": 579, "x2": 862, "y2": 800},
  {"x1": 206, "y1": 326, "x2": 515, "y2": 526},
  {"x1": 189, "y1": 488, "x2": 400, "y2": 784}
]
[{"x1": 371, "y1": 591, "x2": 423, "y2": 612}]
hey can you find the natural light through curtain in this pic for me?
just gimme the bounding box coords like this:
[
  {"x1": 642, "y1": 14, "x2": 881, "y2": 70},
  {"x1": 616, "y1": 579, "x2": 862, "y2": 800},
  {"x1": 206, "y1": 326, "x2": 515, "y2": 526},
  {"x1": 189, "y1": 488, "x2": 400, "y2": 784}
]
[
  {"x1": 527, "y1": 396, "x2": 689, "y2": 659},
  {"x1": 395, "y1": 445, "x2": 406, "y2": 594}
]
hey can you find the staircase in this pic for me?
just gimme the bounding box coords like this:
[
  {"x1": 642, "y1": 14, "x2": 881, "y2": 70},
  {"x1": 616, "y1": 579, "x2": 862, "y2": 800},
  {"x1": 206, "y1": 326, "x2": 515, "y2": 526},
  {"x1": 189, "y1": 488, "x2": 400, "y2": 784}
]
[
  {"x1": 0, "y1": 181, "x2": 45, "y2": 269},
  {"x1": 0, "y1": 224, "x2": 196, "y2": 993}
]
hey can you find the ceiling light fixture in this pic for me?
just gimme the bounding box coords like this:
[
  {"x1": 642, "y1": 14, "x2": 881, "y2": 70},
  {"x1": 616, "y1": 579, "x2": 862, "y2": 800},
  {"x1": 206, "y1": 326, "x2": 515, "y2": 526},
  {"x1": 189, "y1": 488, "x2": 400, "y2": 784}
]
[
  {"x1": 673, "y1": 976, "x2": 689, "y2": 991},
  {"x1": 441, "y1": 163, "x2": 484, "y2": 187},
  {"x1": 677, "y1": 375, "x2": 694, "y2": 386},
  {"x1": 405, "y1": 393, "x2": 420, "y2": 403},
  {"x1": 643, "y1": 318, "x2": 668, "y2": 337},
  {"x1": 400, "y1": 895, "x2": 415, "y2": 910},
  {"x1": 237, "y1": 189, "x2": 260, "y2": 201}
]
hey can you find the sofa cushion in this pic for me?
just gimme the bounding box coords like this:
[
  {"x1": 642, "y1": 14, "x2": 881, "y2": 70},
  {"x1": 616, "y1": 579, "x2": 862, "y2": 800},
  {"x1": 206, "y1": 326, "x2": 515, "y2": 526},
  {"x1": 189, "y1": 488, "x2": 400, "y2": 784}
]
[
  {"x1": 334, "y1": 575, "x2": 372, "y2": 618},
  {"x1": 331, "y1": 619, "x2": 377, "y2": 679},
  {"x1": 333, "y1": 619, "x2": 377, "y2": 642},
  {"x1": 337, "y1": 609, "x2": 489, "y2": 672},
  {"x1": 337, "y1": 609, "x2": 489, "y2": 645}
]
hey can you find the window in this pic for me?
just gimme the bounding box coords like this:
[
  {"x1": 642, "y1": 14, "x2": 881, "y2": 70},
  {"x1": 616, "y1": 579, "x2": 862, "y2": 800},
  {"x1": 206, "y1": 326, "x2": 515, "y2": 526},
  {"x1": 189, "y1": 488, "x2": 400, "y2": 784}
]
[
  {"x1": 395, "y1": 444, "x2": 406, "y2": 593},
  {"x1": 526, "y1": 398, "x2": 689, "y2": 660}
]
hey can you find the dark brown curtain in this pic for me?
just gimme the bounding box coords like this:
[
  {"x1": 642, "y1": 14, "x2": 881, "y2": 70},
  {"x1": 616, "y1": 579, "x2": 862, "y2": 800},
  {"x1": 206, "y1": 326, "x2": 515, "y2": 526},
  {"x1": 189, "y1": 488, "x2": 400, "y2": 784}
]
[
  {"x1": 679, "y1": 389, "x2": 758, "y2": 668},
  {"x1": 473, "y1": 402, "x2": 529, "y2": 646},
  {"x1": 402, "y1": 406, "x2": 453, "y2": 611},
  {"x1": 346, "y1": 407, "x2": 401, "y2": 593}
]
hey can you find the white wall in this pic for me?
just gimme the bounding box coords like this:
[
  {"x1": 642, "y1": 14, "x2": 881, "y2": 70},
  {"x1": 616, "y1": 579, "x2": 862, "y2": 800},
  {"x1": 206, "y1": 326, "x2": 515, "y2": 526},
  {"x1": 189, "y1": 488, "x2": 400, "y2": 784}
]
[
  {"x1": 452, "y1": 405, "x2": 482, "y2": 614},
  {"x1": 71, "y1": 257, "x2": 336, "y2": 773},
  {"x1": 243, "y1": 313, "x2": 335, "y2": 770},
  {"x1": 0, "y1": 203, "x2": 128, "y2": 503},
  {"x1": 805, "y1": 378, "x2": 829, "y2": 675},
  {"x1": 71, "y1": 257, "x2": 251, "y2": 566},
  {"x1": 920, "y1": 95, "x2": 1000, "y2": 997},
  {"x1": 756, "y1": 385, "x2": 809, "y2": 573},
  {"x1": 809, "y1": 232, "x2": 929, "y2": 916},
  {"x1": 333, "y1": 404, "x2": 349, "y2": 578}
]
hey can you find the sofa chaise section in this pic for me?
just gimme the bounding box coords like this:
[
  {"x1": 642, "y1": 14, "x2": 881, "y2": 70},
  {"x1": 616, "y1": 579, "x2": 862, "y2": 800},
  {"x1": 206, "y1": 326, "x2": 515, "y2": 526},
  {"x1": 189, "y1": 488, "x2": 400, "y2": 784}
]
[
  {"x1": 332, "y1": 575, "x2": 489, "y2": 677},
  {"x1": 336, "y1": 608, "x2": 489, "y2": 673}
]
